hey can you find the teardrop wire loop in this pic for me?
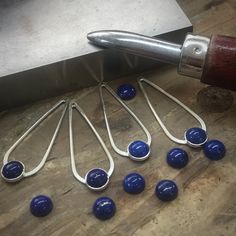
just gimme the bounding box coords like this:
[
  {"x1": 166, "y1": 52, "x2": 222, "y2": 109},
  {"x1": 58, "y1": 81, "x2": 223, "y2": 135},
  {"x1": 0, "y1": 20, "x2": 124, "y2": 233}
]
[
  {"x1": 69, "y1": 101, "x2": 114, "y2": 191},
  {"x1": 1, "y1": 100, "x2": 68, "y2": 182},
  {"x1": 138, "y1": 77, "x2": 207, "y2": 147},
  {"x1": 99, "y1": 83, "x2": 152, "y2": 161}
]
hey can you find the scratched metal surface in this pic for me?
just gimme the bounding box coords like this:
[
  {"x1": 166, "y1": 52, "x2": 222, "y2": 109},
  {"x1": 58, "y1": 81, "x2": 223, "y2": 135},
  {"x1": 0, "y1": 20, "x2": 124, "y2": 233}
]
[
  {"x1": 0, "y1": 0, "x2": 192, "y2": 110},
  {"x1": 0, "y1": 0, "x2": 191, "y2": 77}
]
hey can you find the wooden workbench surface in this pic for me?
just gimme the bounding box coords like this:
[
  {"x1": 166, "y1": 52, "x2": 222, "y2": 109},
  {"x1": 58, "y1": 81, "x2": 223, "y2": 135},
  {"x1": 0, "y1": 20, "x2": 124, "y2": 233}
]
[{"x1": 0, "y1": 0, "x2": 236, "y2": 235}]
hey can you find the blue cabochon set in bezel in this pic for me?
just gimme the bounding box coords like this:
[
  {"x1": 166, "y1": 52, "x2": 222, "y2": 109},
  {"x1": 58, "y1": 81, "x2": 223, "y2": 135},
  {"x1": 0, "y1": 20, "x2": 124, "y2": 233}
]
[{"x1": 1, "y1": 83, "x2": 226, "y2": 221}]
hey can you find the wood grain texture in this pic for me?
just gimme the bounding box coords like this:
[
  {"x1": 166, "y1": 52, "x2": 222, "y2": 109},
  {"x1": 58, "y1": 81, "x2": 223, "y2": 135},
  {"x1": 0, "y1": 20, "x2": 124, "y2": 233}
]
[
  {"x1": 0, "y1": 1, "x2": 236, "y2": 236},
  {"x1": 202, "y1": 35, "x2": 236, "y2": 90}
]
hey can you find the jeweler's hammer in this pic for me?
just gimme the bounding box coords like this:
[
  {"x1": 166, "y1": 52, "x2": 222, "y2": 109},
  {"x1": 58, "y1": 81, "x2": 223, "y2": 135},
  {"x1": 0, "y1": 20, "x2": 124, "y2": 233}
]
[{"x1": 87, "y1": 30, "x2": 236, "y2": 91}]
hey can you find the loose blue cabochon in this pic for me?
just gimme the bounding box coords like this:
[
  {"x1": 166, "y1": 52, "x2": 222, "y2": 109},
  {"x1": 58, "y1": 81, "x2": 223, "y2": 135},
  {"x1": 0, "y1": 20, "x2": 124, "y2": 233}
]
[
  {"x1": 155, "y1": 180, "x2": 178, "y2": 201},
  {"x1": 167, "y1": 148, "x2": 189, "y2": 169},
  {"x1": 30, "y1": 195, "x2": 53, "y2": 217},
  {"x1": 86, "y1": 168, "x2": 109, "y2": 190},
  {"x1": 185, "y1": 127, "x2": 208, "y2": 147},
  {"x1": 1, "y1": 160, "x2": 25, "y2": 182},
  {"x1": 128, "y1": 140, "x2": 150, "y2": 161},
  {"x1": 117, "y1": 84, "x2": 136, "y2": 100},
  {"x1": 203, "y1": 139, "x2": 226, "y2": 160},
  {"x1": 93, "y1": 196, "x2": 116, "y2": 220},
  {"x1": 123, "y1": 173, "x2": 145, "y2": 194}
]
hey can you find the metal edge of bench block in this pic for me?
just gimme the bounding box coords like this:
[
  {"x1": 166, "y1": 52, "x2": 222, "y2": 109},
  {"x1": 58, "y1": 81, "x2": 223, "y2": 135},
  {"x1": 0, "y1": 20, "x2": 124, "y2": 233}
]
[{"x1": 0, "y1": 0, "x2": 192, "y2": 111}]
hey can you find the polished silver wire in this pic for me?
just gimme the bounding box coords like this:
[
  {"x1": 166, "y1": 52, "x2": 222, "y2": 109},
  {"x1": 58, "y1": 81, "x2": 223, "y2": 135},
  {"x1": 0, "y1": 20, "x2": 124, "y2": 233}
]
[
  {"x1": 138, "y1": 77, "x2": 206, "y2": 145},
  {"x1": 69, "y1": 101, "x2": 114, "y2": 184},
  {"x1": 99, "y1": 83, "x2": 151, "y2": 157},
  {"x1": 3, "y1": 100, "x2": 68, "y2": 177}
]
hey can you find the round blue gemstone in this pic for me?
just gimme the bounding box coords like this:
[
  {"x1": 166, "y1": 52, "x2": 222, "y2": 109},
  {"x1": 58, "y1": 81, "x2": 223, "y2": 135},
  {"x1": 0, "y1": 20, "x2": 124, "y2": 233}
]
[
  {"x1": 117, "y1": 84, "x2": 136, "y2": 100},
  {"x1": 93, "y1": 197, "x2": 116, "y2": 220},
  {"x1": 1, "y1": 161, "x2": 24, "y2": 181},
  {"x1": 155, "y1": 180, "x2": 178, "y2": 201},
  {"x1": 167, "y1": 148, "x2": 189, "y2": 169},
  {"x1": 123, "y1": 173, "x2": 145, "y2": 194},
  {"x1": 30, "y1": 195, "x2": 53, "y2": 217},
  {"x1": 86, "y1": 168, "x2": 108, "y2": 189},
  {"x1": 185, "y1": 127, "x2": 207, "y2": 146},
  {"x1": 203, "y1": 139, "x2": 226, "y2": 160},
  {"x1": 128, "y1": 140, "x2": 150, "y2": 158}
]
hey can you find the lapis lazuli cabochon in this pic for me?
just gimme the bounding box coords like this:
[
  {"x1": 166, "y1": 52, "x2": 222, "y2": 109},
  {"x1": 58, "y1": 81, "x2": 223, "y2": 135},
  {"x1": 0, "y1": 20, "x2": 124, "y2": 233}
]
[
  {"x1": 30, "y1": 195, "x2": 53, "y2": 217},
  {"x1": 203, "y1": 139, "x2": 226, "y2": 160},
  {"x1": 155, "y1": 180, "x2": 178, "y2": 201},
  {"x1": 1, "y1": 160, "x2": 24, "y2": 180},
  {"x1": 167, "y1": 148, "x2": 189, "y2": 169},
  {"x1": 117, "y1": 84, "x2": 136, "y2": 100},
  {"x1": 93, "y1": 197, "x2": 116, "y2": 220},
  {"x1": 86, "y1": 168, "x2": 108, "y2": 189},
  {"x1": 128, "y1": 140, "x2": 150, "y2": 158},
  {"x1": 123, "y1": 173, "x2": 145, "y2": 194},
  {"x1": 185, "y1": 127, "x2": 207, "y2": 146}
]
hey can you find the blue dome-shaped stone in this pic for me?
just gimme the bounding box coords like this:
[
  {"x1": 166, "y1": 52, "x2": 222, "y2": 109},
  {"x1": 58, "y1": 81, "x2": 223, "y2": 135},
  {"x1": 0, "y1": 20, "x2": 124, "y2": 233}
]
[
  {"x1": 185, "y1": 127, "x2": 207, "y2": 147},
  {"x1": 155, "y1": 180, "x2": 178, "y2": 201},
  {"x1": 30, "y1": 195, "x2": 53, "y2": 217},
  {"x1": 128, "y1": 140, "x2": 150, "y2": 160},
  {"x1": 203, "y1": 139, "x2": 226, "y2": 160},
  {"x1": 117, "y1": 84, "x2": 136, "y2": 100},
  {"x1": 93, "y1": 197, "x2": 116, "y2": 220},
  {"x1": 86, "y1": 168, "x2": 108, "y2": 189},
  {"x1": 1, "y1": 160, "x2": 24, "y2": 181},
  {"x1": 123, "y1": 173, "x2": 145, "y2": 194},
  {"x1": 167, "y1": 148, "x2": 189, "y2": 169}
]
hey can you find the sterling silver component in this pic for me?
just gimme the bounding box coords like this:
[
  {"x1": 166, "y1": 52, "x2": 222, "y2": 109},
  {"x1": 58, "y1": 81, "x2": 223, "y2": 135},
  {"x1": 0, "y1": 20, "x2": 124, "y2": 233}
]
[
  {"x1": 1, "y1": 100, "x2": 68, "y2": 182},
  {"x1": 178, "y1": 34, "x2": 210, "y2": 78},
  {"x1": 69, "y1": 101, "x2": 114, "y2": 191},
  {"x1": 138, "y1": 77, "x2": 207, "y2": 145},
  {"x1": 99, "y1": 83, "x2": 152, "y2": 161}
]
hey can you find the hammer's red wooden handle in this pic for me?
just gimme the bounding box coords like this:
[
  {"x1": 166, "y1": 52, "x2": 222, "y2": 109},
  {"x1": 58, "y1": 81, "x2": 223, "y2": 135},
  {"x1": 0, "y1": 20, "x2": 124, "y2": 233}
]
[
  {"x1": 179, "y1": 34, "x2": 236, "y2": 90},
  {"x1": 201, "y1": 35, "x2": 236, "y2": 90}
]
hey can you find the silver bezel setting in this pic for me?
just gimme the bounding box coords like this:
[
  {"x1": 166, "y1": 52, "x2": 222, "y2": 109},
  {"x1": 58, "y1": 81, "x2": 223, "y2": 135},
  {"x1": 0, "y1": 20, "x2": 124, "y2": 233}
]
[
  {"x1": 184, "y1": 130, "x2": 208, "y2": 148},
  {"x1": 127, "y1": 141, "x2": 151, "y2": 162},
  {"x1": 85, "y1": 168, "x2": 110, "y2": 191},
  {"x1": 1, "y1": 160, "x2": 25, "y2": 183}
]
